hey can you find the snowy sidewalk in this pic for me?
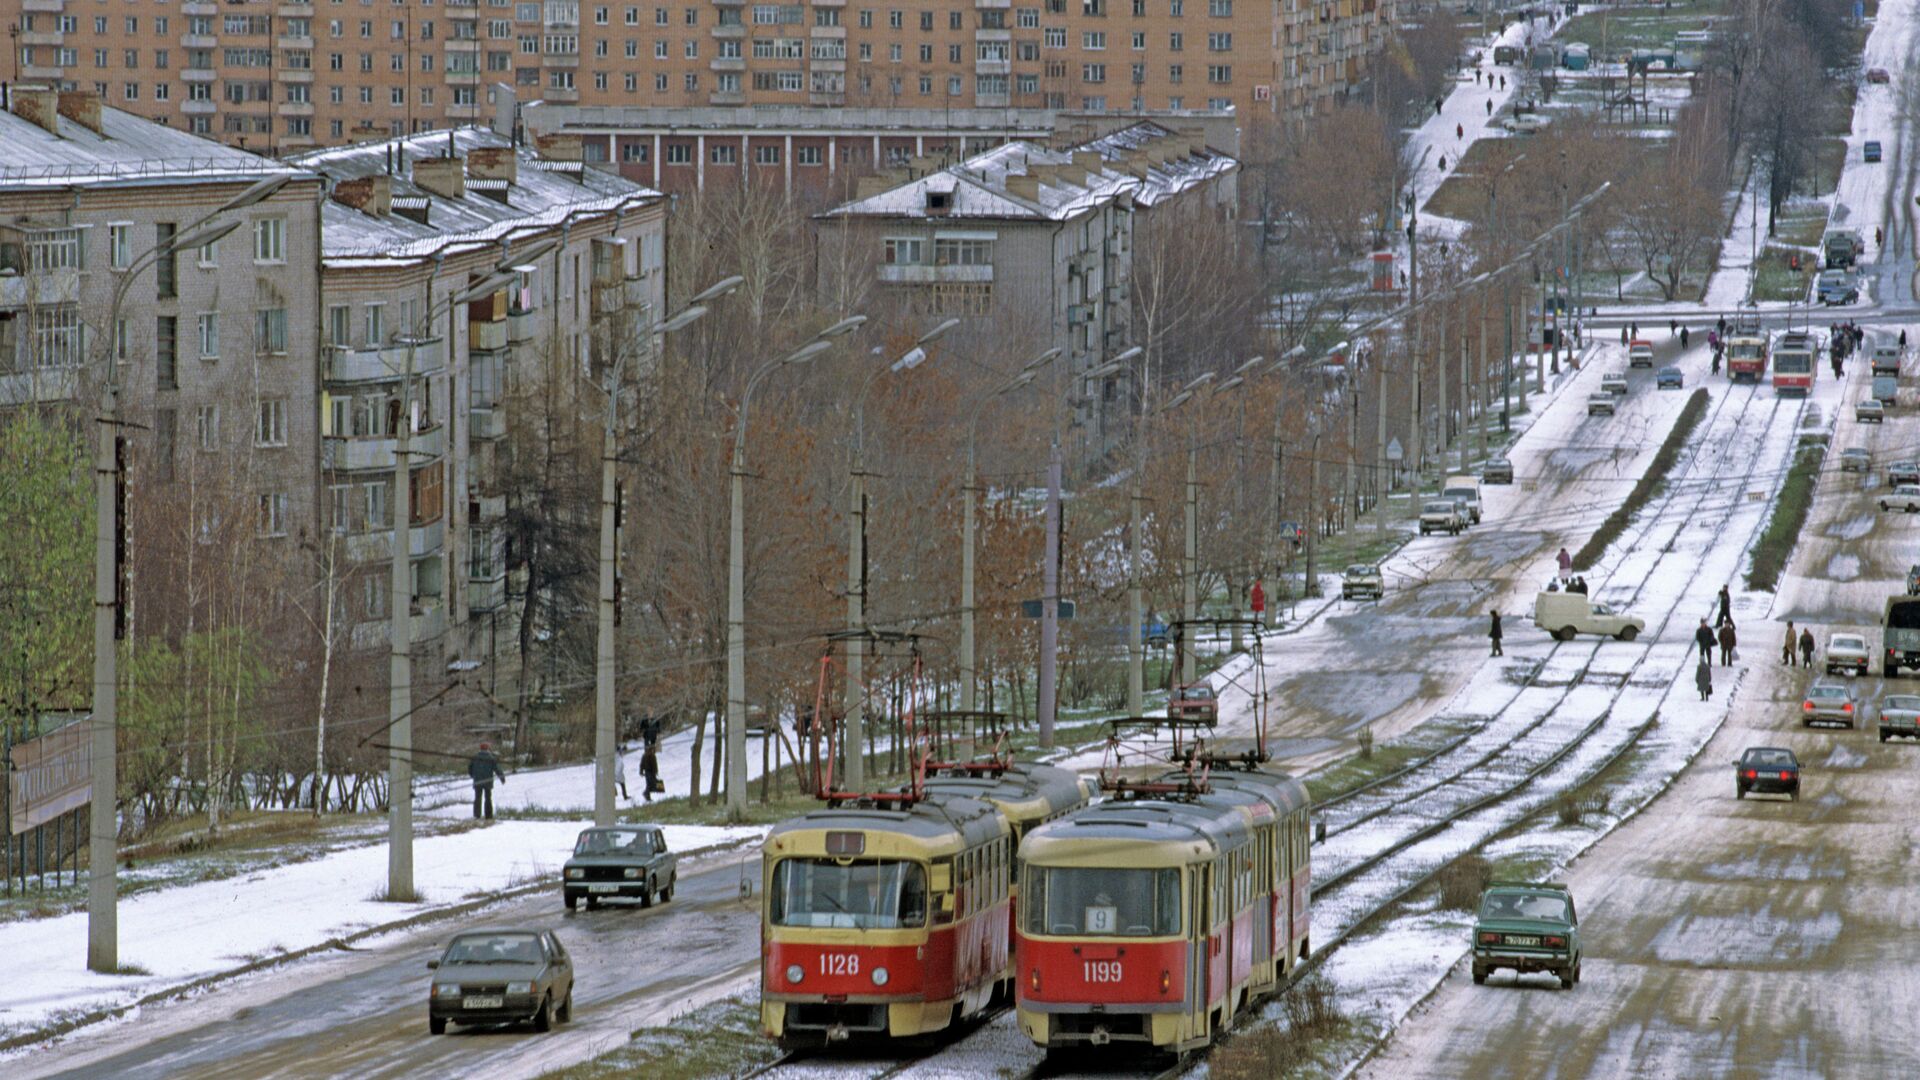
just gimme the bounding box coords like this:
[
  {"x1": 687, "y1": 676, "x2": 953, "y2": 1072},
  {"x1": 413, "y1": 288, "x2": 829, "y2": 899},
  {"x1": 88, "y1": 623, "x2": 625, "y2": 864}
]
[{"x1": 0, "y1": 821, "x2": 760, "y2": 1042}]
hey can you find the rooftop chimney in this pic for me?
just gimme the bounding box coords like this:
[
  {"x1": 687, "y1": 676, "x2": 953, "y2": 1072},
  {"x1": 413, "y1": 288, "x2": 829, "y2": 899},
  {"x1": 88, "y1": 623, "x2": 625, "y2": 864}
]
[
  {"x1": 350, "y1": 124, "x2": 386, "y2": 144},
  {"x1": 57, "y1": 90, "x2": 104, "y2": 136},
  {"x1": 1004, "y1": 173, "x2": 1041, "y2": 201},
  {"x1": 467, "y1": 144, "x2": 518, "y2": 186},
  {"x1": 10, "y1": 84, "x2": 60, "y2": 136},
  {"x1": 534, "y1": 132, "x2": 583, "y2": 163},
  {"x1": 412, "y1": 155, "x2": 466, "y2": 200},
  {"x1": 331, "y1": 174, "x2": 392, "y2": 218},
  {"x1": 854, "y1": 174, "x2": 894, "y2": 199},
  {"x1": 1072, "y1": 150, "x2": 1104, "y2": 174}
]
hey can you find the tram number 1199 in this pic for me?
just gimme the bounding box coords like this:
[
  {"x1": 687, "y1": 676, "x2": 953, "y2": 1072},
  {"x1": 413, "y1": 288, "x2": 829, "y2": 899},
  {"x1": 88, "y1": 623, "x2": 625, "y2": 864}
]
[
  {"x1": 821, "y1": 953, "x2": 861, "y2": 976},
  {"x1": 1082, "y1": 961, "x2": 1124, "y2": 984}
]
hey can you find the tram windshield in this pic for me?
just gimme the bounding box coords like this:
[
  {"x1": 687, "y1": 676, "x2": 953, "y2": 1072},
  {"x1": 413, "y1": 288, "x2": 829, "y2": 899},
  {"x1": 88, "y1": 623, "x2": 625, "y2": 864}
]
[
  {"x1": 1024, "y1": 866, "x2": 1182, "y2": 937},
  {"x1": 769, "y1": 859, "x2": 928, "y2": 930}
]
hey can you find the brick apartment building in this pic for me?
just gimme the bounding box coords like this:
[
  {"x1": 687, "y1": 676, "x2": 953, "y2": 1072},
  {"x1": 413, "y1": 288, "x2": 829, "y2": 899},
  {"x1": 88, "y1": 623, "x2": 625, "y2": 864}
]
[{"x1": 11, "y1": 0, "x2": 1390, "y2": 151}]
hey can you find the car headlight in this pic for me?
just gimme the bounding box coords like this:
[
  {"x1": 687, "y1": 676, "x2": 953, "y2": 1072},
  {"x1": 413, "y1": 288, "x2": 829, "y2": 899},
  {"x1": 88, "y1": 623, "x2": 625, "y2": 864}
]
[
  {"x1": 433, "y1": 984, "x2": 462, "y2": 999},
  {"x1": 785, "y1": 964, "x2": 804, "y2": 984},
  {"x1": 505, "y1": 981, "x2": 533, "y2": 995},
  {"x1": 565, "y1": 868, "x2": 583, "y2": 880},
  {"x1": 624, "y1": 867, "x2": 640, "y2": 879},
  {"x1": 871, "y1": 967, "x2": 890, "y2": 987}
]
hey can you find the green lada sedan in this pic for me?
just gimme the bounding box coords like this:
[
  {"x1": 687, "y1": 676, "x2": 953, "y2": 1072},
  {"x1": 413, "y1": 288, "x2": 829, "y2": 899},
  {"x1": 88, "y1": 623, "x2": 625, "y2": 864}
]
[{"x1": 1471, "y1": 881, "x2": 1581, "y2": 989}]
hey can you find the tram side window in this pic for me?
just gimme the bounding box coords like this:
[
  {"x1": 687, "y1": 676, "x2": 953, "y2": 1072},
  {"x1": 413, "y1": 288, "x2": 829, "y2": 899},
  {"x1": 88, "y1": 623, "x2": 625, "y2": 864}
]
[
  {"x1": 1026, "y1": 866, "x2": 1181, "y2": 936},
  {"x1": 769, "y1": 858, "x2": 928, "y2": 929}
]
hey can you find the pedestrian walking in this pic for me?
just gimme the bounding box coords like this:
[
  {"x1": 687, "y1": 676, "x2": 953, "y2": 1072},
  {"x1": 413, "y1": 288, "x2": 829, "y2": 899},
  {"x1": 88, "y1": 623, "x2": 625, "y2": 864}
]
[
  {"x1": 1500, "y1": 74, "x2": 1507, "y2": 90},
  {"x1": 613, "y1": 740, "x2": 631, "y2": 801},
  {"x1": 1680, "y1": 326, "x2": 1690, "y2": 349},
  {"x1": 1435, "y1": 97, "x2": 1444, "y2": 115},
  {"x1": 1716, "y1": 584, "x2": 1732, "y2": 627},
  {"x1": 1489, "y1": 610, "x2": 1504, "y2": 656},
  {"x1": 1486, "y1": 98, "x2": 1493, "y2": 117},
  {"x1": 1696, "y1": 659, "x2": 1713, "y2": 701},
  {"x1": 1717, "y1": 315, "x2": 1727, "y2": 338},
  {"x1": 1556, "y1": 547, "x2": 1572, "y2": 582},
  {"x1": 468, "y1": 741, "x2": 507, "y2": 820},
  {"x1": 1902, "y1": 329, "x2": 1909, "y2": 349},
  {"x1": 1457, "y1": 122, "x2": 1465, "y2": 141},
  {"x1": 1718, "y1": 621, "x2": 1737, "y2": 667},
  {"x1": 1669, "y1": 318, "x2": 1679, "y2": 336},
  {"x1": 1783, "y1": 621, "x2": 1797, "y2": 666},
  {"x1": 1569, "y1": 576, "x2": 1589, "y2": 595},
  {"x1": 1800, "y1": 628, "x2": 1816, "y2": 667},
  {"x1": 640, "y1": 741, "x2": 660, "y2": 803},
  {"x1": 1439, "y1": 154, "x2": 1448, "y2": 170},
  {"x1": 1630, "y1": 321, "x2": 1639, "y2": 339},
  {"x1": 1621, "y1": 325, "x2": 1630, "y2": 346},
  {"x1": 1833, "y1": 352, "x2": 1844, "y2": 380},
  {"x1": 1694, "y1": 618, "x2": 1715, "y2": 663}
]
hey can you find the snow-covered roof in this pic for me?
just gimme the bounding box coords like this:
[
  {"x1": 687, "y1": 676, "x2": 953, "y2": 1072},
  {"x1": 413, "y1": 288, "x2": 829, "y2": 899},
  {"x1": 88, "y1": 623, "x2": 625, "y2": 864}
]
[
  {"x1": 285, "y1": 127, "x2": 662, "y2": 267},
  {"x1": 817, "y1": 121, "x2": 1234, "y2": 223},
  {"x1": 0, "y1": 102, "x2": 305, "y2": 190}
]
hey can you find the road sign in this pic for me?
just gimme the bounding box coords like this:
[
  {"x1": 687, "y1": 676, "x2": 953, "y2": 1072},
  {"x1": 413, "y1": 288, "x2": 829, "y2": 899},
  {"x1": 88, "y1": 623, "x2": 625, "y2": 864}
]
[
  {"x1": 1385, "y1": 437, "x2": 1404, "y2": 462},
  {"x1": 1020, "y1": 599, "x2": 1076, "y2": 619}
]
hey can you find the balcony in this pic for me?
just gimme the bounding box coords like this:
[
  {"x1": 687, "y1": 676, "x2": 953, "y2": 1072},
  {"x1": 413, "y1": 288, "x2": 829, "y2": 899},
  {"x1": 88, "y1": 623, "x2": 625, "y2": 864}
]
[
  {"x1": 710, "y1": 22, "x2": 744, "y2": 37},
  {"x1": 543, "y1": 51, "x2": 578, "y2": 67},
  {"x1": 0, "y1": 367, "x2": 80, "y2": 407},
  {"x1": 276, "y1": 34, "x2": 314, "y2": 49},
  {"x1": 472, "y1": 493, "x2": 508, "y2": 521},
  {"x1": 470, "y1": 318, "x2": 508, "y2": 352},
  {"x1": 710, "y1": 0, "x2": 744, "y2": 6},
  {"x1": 278, "y1": 68, "x2": 314, "y2": 83},
  {"x1": 446, "y1": 102, "x2": 484, "y2": 120},
  {"x1": 23, "y1": 0, "x2": 67, "y2": 10},
  {"x1": 182, "y1": 68, "x2": 217, "y2": 82},
  {"x1": 508, "y1": 309, "x2": 537, "y2": 344},
  {"x1": 324, "y1": 423, "x2": 448, "y2": 472},
  {"x1": 808, "y1": 24, "x2": 844, "y2": 38},
  {"x1": 624, "y1": 275, "x2": 654, "y2": 309},
  {"x1": 808, "y1": 89, "x2": 845, "y2": 105},
  {"x1": 469, "y1": 406, "x2": 506, "y2": 440},
  {"x1": 443, "y1": 37, "x2": 482, "y2": 52},
  {"x1": 20, "y1": 30, "x2": 64, "y2": 47},
  {"x1": 974, "y1": 58, "x2": 1010, "y2": 75},
  {"x1": 592, "y1": 282, "x2": 625, "y2": 315},
  {"x1": 467, "y1": 575, "x2": 507, "y2": 614},
  {"x1": 0, "y1": 268, "x2": 79, "y2": 311},
  {"x1": 445, "y1": 2, "x2": 481, "y2": 16},
  {"x1": 181, "y1": 0, "x2": 216, "y2": 12},
  {"x1": 544, "y1": 86, "x2": 580, "y2": 102},
  {"x1": 974, "y1": 28, "x2": 1011, "y2": 41},
  {"x1": 180, "y1": 33, "x2": 217, "y2": 48},
  {"x1": 275, "y1": 101, "x2": 315, "y2": 117},
  {"x1": 876, "y1": 264, "x2": 994, "y2": 284},
  {"x1": 341, "y1": 518, "x2": 444, "y2": 565},
  {"x1": 710, "y1": 57, "x2": 744, "y2": 72},
  {"x1": 277, "y1": 1, "x2": 315, "y2": 14},
  {"x1": 181, "y1": 99, "x2": 218, "y2": 115},
  {"x1": 326, "y1": 336, "x2": 445, "y2": 384}
]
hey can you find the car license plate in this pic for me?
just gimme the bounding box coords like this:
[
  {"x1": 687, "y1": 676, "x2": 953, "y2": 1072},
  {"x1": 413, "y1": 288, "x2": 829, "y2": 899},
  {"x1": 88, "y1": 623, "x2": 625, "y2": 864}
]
[
  {"x1": 462, "y1": 995, "x2": 504, "y2": 1009},
  {"x1": 589, "y1": 884, "x2": 620, "y2": 894},
  {"x1": 1504, "y1": 936, "x2": 1540, "y2": 947},
  {"x1": 1768, "y1": 772, "x2": 1785, "y2": 779}
]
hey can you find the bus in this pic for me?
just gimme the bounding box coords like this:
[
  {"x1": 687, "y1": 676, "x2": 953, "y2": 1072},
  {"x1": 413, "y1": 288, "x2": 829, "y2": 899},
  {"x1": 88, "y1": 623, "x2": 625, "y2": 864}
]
[{"x1": 1773, "y1": 330, "x2": 1815, "y2": 394}]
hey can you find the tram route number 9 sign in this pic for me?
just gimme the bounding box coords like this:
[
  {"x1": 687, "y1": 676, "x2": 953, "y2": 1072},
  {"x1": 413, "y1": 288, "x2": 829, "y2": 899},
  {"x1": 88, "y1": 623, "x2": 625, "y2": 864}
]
[
  {"x1": 8, "y1": 721, "x2": 91, "y2": 835},
  {"x1": 1085, "y1": 905, "x2": 1117, "y2": 934}
]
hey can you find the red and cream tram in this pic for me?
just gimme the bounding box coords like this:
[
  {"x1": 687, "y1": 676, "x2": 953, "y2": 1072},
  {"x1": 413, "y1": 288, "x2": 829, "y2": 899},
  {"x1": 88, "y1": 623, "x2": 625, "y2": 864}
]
[
  {"x1": 1772, "y1": 330, "x2": 1816, "y2": 394},
  {"x1": 1014, "y1": 765, "x2": 1311, "y2": 1053},
  {"x1": 1726, "y1": 314, "x2": 1768, "y2": 381},
  {"x1": 759, "y1": 761, "x2": 1089, "y2": 1047}
]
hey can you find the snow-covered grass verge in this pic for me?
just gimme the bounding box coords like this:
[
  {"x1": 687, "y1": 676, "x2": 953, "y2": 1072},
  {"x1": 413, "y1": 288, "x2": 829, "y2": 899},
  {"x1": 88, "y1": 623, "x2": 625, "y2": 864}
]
[
  {"x1": 533, "y1": 993, "x2": 776, "y2": 1080},
  {"x1": 0, "y1": 821, "x2": 763, "y2": 1049}
]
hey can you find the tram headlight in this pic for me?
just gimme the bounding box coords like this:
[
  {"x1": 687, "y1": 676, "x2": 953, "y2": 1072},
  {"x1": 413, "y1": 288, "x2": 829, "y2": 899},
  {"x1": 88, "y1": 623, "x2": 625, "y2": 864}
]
[
  {"x1": 871, "y1": 967, "x2": 890, "y2": 987},
  {"x1": 786, "y1": 964, "x2": 805, "y2": 985}
]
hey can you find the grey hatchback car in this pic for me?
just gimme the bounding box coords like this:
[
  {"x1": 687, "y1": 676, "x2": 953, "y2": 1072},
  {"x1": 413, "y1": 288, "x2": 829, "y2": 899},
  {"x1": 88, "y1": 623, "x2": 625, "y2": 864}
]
[
  {"x1": 428, "y1": 929, "x2": 575, "y2": 1034},
  {"x1": 1801, "y1": 681, "x2": 1859, "y2": 728},
  {"x1": 1878, "y1": 694, "x2": 1920, "y2": 742}
]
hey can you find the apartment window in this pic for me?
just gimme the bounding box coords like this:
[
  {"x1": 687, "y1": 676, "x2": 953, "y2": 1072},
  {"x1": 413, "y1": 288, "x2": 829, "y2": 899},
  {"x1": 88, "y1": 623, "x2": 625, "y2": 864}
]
[
  {"x1": 948, "y1": 43, "x2": 961, "y2": 62},
  {"x1": 1133, "y1": 0, "x2": 1145, "y2": 12},
  {"x1": 196, "y1": 404, "x2": 221, "y2": 450},
  {"x1": 654, "y1": 39, "x2": 667, "y2": 58},
  {"x1": 655, "y1": 73, "x2": 668, "y2": 90},
  {"x1": 918, "y1": 43, "x2": 929, "y2": 60},
  {"x1": 93, "y1": 49, "x2": 109, "y2": 68},
  {"x1": 1170, "y1": 0, "x2": 1183, "y2": 12},
  {"x1": 948, "y1": 75, "x2": 962, "y2": 94},
  {"x1": 890, "y1": 42, "x2": 901, "y2": 61},
  {"x1": 883, "y1": 237, "x2": 924, "y2": 265},
  {"x1": 198, "y1": 313, "x2": 220, "y2": 359},
  {"x1": 859, "y1": 42, "x2": 871, "y2": 59},
  {"x1": 94, "y1": 16, "x2": 108, "y2": 33},
  {"x1": 1083, "y1": 63, "x2": 1105, "y2": 82},
  {"x1": 621, "y1": 141, "x2": 649, "y2": 162},
  {"x1": 1132, "y1": 31, "x2": 1145, "y2": 49},
  {"x1": 625, "y1": 5, "x2": 638, "y2": 22},
  {"x1": 1018, "y1": 41, "x2": 1038, "y2": 60},
  {"x1": 330, "y1": 85, "x2": 344, "y2": 103},
  {"x1": 684, "y1": 39, "x2": 696, "y2": 58},
  {"x1": 1208, "y1": 0, "x2": 1231, "y2": 13},
  {"x1": 157, "y1": 316, "x2": 179, "y2": 391},
  {"x1": 919, "y1": 76, "x2": 932, "y2": 94},
  {"x1": 593, "y1": 4, "x2": 608, "y2": 21},
  {"x1": 113, "y1": 318, "x2": 130, "y2": 363},
  {"x1": 1207, "y1": 32, "x2": 1230, "y2": 50},
  {"x1": 686, "y1": 6, "x2": 699, "y2": 24},
  {"x1": 157, "y1": 49, "x2": 171, "y2": 69},
  {"x1": 1018, "y1": 8, "x2": 1039, "y2": 28},
  {"x1": 1083, "y1": 31, "x2": 1104, "y2": 49},
  {"x1": 1018, "y1": 73, "x2": 1038, "y2": 93},
  {"x1": 624, "y1": 71, "x2": 638, "y2": 90},
  {"x1": 124, "y1": 49, "x2": 140, "y2": 69},
  {"x1": 256, "y1": 308, "x2": 289, "y2": 355},
  {"x1": 109, "y1": 224, "x2": 132, "y2": 270},
  {"x1": 918, "y1": 10, "x2": 932, "y2": 29},
  {"x1": 256, "y1": 399, "x2": 288, "y2": 447},
  {"x1": 155, "y1": 84, "x2": 170, "y2": 101},
  {"x1": 1083, "y1": 0, "x2": 1104, "y2": 12},
  {"x1": 665, "y1": 142, "x2": 690, "y2": 163},
  {"x1": 1083, "y1": 95, "x2": 1106, "y2": 109},
  {"x1": 1168, "y1": 63, "x2": 1181, "y2": 82},
  {"x1": 327, "y1": 305, "x2": 351, "y2": 348},
  {"x1": 156, "y1": 223, "x2": 178, "y2": 298},
  {"x1": 709, "y1": 144, "x2": 737, "y2": 164},
  {"x1": 797, "y1": 145, "x2": 822, "y2": 165},
  {"x1": 1168, "y1": 95, "x2": 1181, "y2": 108},
  {"x1": 816, "y1": 7, "x2": 839, "y2": 25},
  {"x1": 364, "y1": 574, "x2": 389, "y2": 618},
  {"x1": 889, "y1": 9, "x2": 902, "y2": 27},
  {"x1": 594, "y1": 39, "x2": 607, "y2": 55},
  {"x1": 684, "y1": 73, "x2": 697, "y2": 90},
  {"x1": 980, "y1": 9, "x2": 1006, "y2": 28},
  {"x1": 26, "y1": 229, "x2": 82, "y2": 272},
  {"x1": 154, "y1": 410, "x2": 177, "y2": 483},
  {"x1": 257, "y1": 493, "x2": 289, "y2": 537},
  {"x1": 754, "y1": 145, "x2": 781, "y2": 165},
  {"x1": 593, "y1": 71, "x2": 607, "y2": 89},
  {"x1": 626, "y1": 39, "x2": 638, "y2": 56},
  {"x1": 1207, "y1": 63, "x2": 1230, "y2": 82},
  {"x1": 392, "y1": 86, "x2": 406, "y2": 104},
  {"x1": 365, "y1": 303, "x2": 386, "y2": 344},
  {"x1": 1169, "y1": 31, "x2": 1182, "y2": 50},
  {"x1": 1044, "y1": 27, "x2": 1065, "y2": 47}
]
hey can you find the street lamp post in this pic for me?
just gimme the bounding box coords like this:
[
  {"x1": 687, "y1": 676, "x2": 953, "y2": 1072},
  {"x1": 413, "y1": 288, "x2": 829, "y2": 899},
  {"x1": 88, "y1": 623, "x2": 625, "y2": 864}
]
[
  {"x1": 844, "y1": 318, "x2": 955, "y2": 791},
  {"x1": 88, "y1": 174, "x2": 288, "y2": 972},
  {"x1": 962, "y1": 349, "x2": 1058, "y2": 719},
  {"x1": 591, "y1": 275, "x2": 740, "y2": 827},
  {"x1": 726, "y1": 316, "x2": 865, "y2": 817}
]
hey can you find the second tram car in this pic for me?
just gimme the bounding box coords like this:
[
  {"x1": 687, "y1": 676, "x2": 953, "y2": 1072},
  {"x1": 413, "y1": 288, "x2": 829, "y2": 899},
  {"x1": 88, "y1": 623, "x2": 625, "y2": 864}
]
[
  {"x1": 1014, "y1": 766, "x2": 1311, "y2": 1053},
  {"x1": 1773, "y1": 330, "x2": 1816, "y2": 394},
  {"x1": 760, "y1": 761, "x2": 1090, "y2": 1047}
]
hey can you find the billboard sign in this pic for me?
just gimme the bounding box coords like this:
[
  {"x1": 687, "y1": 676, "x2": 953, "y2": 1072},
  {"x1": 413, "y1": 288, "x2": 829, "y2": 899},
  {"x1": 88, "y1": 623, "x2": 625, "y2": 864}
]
[{"x1": 8, "y1": 720, "x2": 91, "y2": 835}]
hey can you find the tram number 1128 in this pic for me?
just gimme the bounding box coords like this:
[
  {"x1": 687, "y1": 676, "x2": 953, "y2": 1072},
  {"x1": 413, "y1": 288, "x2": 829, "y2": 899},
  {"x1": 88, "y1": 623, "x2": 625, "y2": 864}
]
[
  {"x1": 821, "y1": 953, "x2": 861, "y2": 976},
  {"x1": 1083, "y1": 961, "x2": 1124, "y2": 983}
]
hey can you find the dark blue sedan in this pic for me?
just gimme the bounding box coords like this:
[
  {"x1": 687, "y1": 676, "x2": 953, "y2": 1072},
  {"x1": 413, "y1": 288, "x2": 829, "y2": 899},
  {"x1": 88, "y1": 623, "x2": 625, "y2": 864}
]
[
  {"x1": 1735, "y1": 747, "x2": 1799, "y2": 801},
  {"x1": 1656, "y1": 366, "x2": 1684, "y2": 389}
]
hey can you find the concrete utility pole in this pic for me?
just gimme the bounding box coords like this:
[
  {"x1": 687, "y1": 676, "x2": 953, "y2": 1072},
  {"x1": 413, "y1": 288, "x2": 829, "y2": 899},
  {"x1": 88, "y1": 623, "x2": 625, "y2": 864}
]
[
  {"x1": 1180, "y1": 435, "x2": 1197, "y2": 683},
  {"x1": 1407, "y1": 216, "x2": 1423, "y2": 494},
  {"x1": 1534, "y1": 276, "x2": 1546, "y2": 393},
  {"x1": 1437, "y1": 298, "x2": 1450, "y2": 474},
  {"x1": 1267, "y1": 398, "x2": 1285, "y2": 621},
  {"x1": 1038, "y1": 440, "x2": 1062, "y2": 746},
  {"x1": 388, "y1": 333, "x2": 416, "y2": 900},
  {"x1": 727, "y1": 317, "x2": 862, "y2": 815},
  {"x1": 1376, "y1": 334, "x2": 1389, "y2": 536},
  {"x1": 1478, "y1": 301, "x2": 1491, "y2": 465}
]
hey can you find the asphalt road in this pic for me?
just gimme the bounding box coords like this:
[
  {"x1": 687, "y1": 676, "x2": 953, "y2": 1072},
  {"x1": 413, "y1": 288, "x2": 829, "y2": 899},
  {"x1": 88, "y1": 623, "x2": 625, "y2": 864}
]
[{"x1": 21, "y1": 852, "x2": 764, "y2": 1080}]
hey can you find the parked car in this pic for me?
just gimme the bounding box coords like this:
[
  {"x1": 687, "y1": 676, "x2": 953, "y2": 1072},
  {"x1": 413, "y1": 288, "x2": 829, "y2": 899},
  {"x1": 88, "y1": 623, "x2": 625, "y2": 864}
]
[
  {"x1": 1471, "y1": 881, "x2": 1581, "y2": 989},
  {"x1": 1865, "y1": 140, "x2": 1883, "y2": 163},
  {"x1": 1533, "y1": 591, "x2": 1644, "y2": 642},
  {"x1": 563, "y1": 825, "x2": 678, "y2": 911},
  {"x1": 1482, "y1": 457, "x2": 1515, "y2": 485},
  {"x1": 1802, "y1": 681, "x2": 1859, "y2": 728},
  {"x1": 1586, "y1": 393, "x2": 1616, "y2": 416},
  {"x1": 1888, "y1": 460, "x2": 1920, "y2": 486},
  {"x1": 1858, "y1": 398, "x2": 1886, "y2": 424},
  {"x1": 1734, "y1": 747, "x2": 1800, "y2": 801},
  {"x1": 1601, "y1": 373, "x2": 1629, "y2": 395},
  {"x1": 1168, "y1": 682, "x2": 1219, "y2": 725},
  {"x1": 1878, "y1": 694, "x2": 1920, "y2": 742},
  {"x1": 1818, "y1": 269, "x2": 1860, "y2": 306},
  {"x1": 1868, "y1": 66, "x2": 1891, "y2": 83},
  {"x1": 1879, "y1": 485, "x2": 1920, "y2": 513},
  {"x1": 1342, "y1": 563, "x2": 1385, "y2": 601},
  {"x1": 1420, "y1": 500, "x2": 1466, "y2": 536},
  {"x1": 1826, "y1": 633, "x2": 1871, "y2": 676},
  {"x1": 1656, "y1": 366, "x2": 1684, "y2": 390},
  {"x1": 1840, "y1": 447, "x2": 1871, "y2": 472},
  {"x1": 428, "y1": 929, "x2": 575, "y2": 1034},
  {"x1": 1627, "y1": 340, "x2": 1655, "y2": 368}
]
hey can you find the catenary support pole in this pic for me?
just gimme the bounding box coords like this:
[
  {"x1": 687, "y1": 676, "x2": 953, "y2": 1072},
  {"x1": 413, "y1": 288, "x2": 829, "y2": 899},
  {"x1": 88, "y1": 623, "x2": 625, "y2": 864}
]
[
  {"x1": 388, "y1": 338, "x2": 415, "y2": 900},
  {"x1": 1038, "y1": 441, "x2": 1062, "y2": 747},
  {"x1": 87, "y1": 386, "x2": 118, "y2": 972}
]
